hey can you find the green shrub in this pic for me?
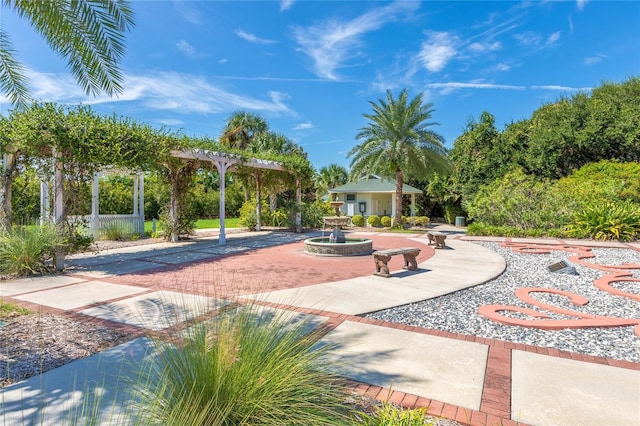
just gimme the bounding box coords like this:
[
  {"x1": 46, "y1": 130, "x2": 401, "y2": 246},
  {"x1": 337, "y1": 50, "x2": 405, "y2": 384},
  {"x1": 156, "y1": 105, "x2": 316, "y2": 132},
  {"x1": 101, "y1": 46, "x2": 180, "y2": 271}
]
[
  {"x1": 414, "y1": 216, "x2": 430, "y2": 227},
  {"x1": 466, "y1": 168, "x2": 568, "y2": 230},
  {"x1": 0, "y1": 225, "x2": 58, "y2": 277},
  {"x1": 133, "y1": 303, "x2": 352, "y2": 425},
  {"x1": 351, "y1": 214, "x2": 365, "y2": 227},
  {"x1": 301, "y1": 201, "x2": 334, "y2": 228},
  {"x1": 567, "y1": 200, "x2": 640, "y2": 241},
  {"x1": 367, "y1": 215, "x2": 381, "y2": 227},
  {"x1": 269, "y1": 208, "x2": 289, "y2": 227},
  {"x1": 443, "y1": 204, "x2": 464, "y2": 225},
  {"x1": 238, "y1": 200, "x2": 270, "y2": 230},
  {"x1": 357, "y1": 402, "x2": 431, "y2": 425},
  {"x1": 380, "y1": 216, "x2": 391, "y2": 227}
]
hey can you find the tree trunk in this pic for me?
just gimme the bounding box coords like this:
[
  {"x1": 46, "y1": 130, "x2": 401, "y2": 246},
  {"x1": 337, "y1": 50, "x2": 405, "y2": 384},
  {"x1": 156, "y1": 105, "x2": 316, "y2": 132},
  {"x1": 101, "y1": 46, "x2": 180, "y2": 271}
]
[
  {"x1": 395, "y1": 169, "x2": 404, "y2": 226},
  {"x1": 169, "y1": 169, "x2": 180, "y2": 243},
  {"x1": 53, "y1": 148, "x2": 66, "y2": 271},
  {"x1": 0, "y1": 151, "x2": 17, "y2": 232}
]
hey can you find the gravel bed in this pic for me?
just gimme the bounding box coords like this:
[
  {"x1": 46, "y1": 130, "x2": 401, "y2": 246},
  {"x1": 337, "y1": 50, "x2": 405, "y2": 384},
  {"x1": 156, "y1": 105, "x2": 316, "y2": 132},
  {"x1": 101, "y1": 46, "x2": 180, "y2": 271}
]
[{"x1": 366, "y1": 242, "x2": 640, "y2": 363}]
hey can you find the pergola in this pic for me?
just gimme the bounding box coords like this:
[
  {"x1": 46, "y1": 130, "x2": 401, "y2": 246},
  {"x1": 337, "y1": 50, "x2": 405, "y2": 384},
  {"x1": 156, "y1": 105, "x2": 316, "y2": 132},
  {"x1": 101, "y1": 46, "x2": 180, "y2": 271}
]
[{"x1": 170, "y1": 148, "x2": 302, "y2": 245}]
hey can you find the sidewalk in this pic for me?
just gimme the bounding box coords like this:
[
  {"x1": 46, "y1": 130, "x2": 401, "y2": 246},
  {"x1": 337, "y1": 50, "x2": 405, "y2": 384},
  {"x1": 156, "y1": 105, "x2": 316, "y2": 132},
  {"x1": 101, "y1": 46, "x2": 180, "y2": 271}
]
[{"x1": 0, "y1": 227, "x2": 638, "y2": 425}]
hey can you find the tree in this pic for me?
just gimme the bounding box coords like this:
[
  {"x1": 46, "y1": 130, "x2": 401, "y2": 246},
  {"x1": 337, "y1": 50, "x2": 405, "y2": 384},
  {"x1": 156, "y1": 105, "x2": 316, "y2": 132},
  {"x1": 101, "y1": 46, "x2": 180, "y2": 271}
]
[
  {"x1": 1, "y1": 0, "x2": 135, "y2": 109},
  {"x1": 348, "y1": 88, "x2": 450, "y2": 225},
  {"x1": 219, "y1": 111, "x2": 268, "y2": 151},
  {"x1": 316, "y1": 164, "x2": 348, "y2": 200}
]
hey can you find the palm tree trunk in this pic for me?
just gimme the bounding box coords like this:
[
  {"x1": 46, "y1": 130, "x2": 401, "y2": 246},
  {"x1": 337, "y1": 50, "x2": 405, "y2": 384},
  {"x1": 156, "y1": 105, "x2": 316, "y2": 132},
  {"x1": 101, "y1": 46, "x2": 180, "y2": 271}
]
[{"x1": 395, "y1": 169, "x2": 404, "y2": 226}]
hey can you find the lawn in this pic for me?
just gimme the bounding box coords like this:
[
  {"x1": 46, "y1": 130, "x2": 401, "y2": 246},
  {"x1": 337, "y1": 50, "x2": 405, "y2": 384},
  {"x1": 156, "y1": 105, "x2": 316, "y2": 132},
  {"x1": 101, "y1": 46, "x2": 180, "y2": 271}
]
[{"x1": 144, "y1": 218, "x2": 240, "y2": 233}]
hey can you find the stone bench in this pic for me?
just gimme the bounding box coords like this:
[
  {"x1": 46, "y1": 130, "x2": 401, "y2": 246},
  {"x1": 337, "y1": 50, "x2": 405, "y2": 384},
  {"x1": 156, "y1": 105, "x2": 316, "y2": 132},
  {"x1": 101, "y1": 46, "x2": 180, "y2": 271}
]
[
  {"x1": 426, "y1": 231, "x2": 447, "y2": 249},
  {"x1": 373, "y1": 247, "x2": 421, "y2": 278}
]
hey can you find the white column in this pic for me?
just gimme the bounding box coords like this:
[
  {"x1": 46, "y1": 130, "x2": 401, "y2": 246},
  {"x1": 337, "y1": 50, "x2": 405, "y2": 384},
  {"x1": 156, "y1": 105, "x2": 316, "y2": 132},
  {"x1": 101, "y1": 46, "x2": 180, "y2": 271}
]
[
  {"x1": 133, "y1": 174, "x2": 139, "y2": 216},
  {"x1": 40, "y1": 180, "x2": 50, "y2": 226},
  {"x1": 295, "y1": 178, "x2": 302, "y2": 233},
  {"x1": 391, "y1": 194, "x2": 397, "y2": 218},
  {"x1": 411, "y1": 194, "x2": 416, "y2": 216},
  {"x1": 53, "y1": 148, "x2": 65, "y2": 271},
  {"x1": 91, "y1": 172, "x2": 100, "y2": 237},
  {"x1": 215, "y1": 160, "x2": 232, "y2": 245},
  {"x1": 138, "y1": 173, "x2": 145, "y2": 234},
  {"x1": 255, "y1": 172, "x2": 262, "y2": 232}
]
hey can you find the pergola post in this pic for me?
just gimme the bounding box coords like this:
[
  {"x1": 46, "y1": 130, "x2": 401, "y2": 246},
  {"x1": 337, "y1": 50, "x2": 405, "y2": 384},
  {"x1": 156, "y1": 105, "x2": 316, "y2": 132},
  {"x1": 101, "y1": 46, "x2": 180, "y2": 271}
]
[
  {"x1": 90, "y1": 172, "x2": 100, "y2": 237},
  {"x1": 138, "y1": 173, "x2": 145, "y2": 234},
  {"x1": 410, "y1": 193, "x2": 416, "y2": 217},
  {"x1": 53, "y1": 148, "x2": 65, "y2": 271},
  {"x1": 215, "y1": 159, "x2": 232, "y2": 245},
  {"x1": 255, "y1": 171, "x2": 262, "y2": 232},
  {"x1": 40, "y1": 180, "x2": 50, "y2": 226}
]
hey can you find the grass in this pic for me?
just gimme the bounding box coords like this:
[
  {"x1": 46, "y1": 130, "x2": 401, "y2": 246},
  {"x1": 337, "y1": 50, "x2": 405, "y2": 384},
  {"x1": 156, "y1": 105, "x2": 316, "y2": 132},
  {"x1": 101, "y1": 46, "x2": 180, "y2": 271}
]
[
  {"x1": 0, "y1": 301, "x2": 31, "y2": 320},
  {"x1": 144, "y1": 218, "x2": 240, "y2": 233}
]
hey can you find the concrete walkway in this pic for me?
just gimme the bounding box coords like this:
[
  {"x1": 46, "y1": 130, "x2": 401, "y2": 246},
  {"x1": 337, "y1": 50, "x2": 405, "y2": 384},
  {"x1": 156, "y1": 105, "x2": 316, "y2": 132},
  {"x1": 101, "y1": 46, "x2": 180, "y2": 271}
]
[{"x1": 0, "y1": 226, "x2": 638, "y2": 425}]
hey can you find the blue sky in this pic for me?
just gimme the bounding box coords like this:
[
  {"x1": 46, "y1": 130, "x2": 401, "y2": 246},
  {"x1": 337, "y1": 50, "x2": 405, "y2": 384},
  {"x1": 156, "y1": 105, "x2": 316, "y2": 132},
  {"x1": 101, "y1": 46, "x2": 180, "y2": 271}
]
[{"x1": 2, "y1": 1, "x2": 638, "y2": 170}]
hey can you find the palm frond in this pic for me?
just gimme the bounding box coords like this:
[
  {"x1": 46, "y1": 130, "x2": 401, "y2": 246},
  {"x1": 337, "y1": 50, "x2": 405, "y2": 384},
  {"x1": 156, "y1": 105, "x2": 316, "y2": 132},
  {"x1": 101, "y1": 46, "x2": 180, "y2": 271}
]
[{"x1": 0, "y1": 29, "x2": 32, "y2": 109}]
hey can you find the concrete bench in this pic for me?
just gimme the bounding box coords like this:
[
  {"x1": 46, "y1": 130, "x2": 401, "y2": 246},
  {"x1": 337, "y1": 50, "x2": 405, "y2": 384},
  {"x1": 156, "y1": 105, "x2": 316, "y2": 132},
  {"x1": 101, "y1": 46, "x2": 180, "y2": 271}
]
[
  {"x1": 427, "y1": 231, "x2": 447, "y2": 249},
  {"x1": 373, "y1": 247, "x2": 421, "y2": 277}
]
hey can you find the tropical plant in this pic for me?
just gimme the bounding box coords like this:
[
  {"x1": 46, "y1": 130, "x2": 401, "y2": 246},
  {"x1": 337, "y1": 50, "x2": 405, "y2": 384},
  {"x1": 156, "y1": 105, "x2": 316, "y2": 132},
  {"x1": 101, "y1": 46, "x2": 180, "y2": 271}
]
[
  {"x1": 0, "y1": 225, "x2": 58, "y2": 276},
  {"x1": 567, "y1": 200, "x2": 640, "y2": 241},
  {"x1": 0, "y1": 0, "x2": 135, "y2": 109},
  {"x1": 349, "y1": 89, "x2": 450, "y2": 226},
  {"x1": 132, "y1": 304, "x2": 353, "y2": 425},
  {"x1": 316, "y1": 164, "x2": 348, "y2": 200}
]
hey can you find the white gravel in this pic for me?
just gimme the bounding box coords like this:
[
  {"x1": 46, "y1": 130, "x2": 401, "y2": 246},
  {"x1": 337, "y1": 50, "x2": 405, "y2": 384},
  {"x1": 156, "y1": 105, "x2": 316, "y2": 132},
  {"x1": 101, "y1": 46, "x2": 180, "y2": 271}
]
[{"x1": 366, "y1": 242, "x2": 640, "y2": 363}]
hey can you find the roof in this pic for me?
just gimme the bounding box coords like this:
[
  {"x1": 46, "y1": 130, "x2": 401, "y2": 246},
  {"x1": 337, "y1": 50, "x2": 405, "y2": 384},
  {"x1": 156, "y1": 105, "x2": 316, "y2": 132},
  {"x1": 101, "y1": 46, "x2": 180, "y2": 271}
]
[{"x1": 329, "y1": 176, "x2": 422, "y2": 194}]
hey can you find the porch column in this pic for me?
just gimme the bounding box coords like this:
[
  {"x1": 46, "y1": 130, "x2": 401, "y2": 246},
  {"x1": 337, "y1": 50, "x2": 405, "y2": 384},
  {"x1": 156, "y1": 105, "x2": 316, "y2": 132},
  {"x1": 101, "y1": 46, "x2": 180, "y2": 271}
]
[
  {"x1": 410, "y1": 193, "x2": 416, "y2": 217},
  {"x1": 391, "y1": 195, "x2": 396, "y2": 219}
]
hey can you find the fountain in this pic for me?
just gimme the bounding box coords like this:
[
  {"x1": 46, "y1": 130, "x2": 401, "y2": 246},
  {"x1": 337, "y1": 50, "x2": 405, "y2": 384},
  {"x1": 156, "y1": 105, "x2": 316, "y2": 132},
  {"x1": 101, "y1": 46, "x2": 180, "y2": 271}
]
[{"x1": 304, "y1": 199, "x2": 373, "y2": 256}]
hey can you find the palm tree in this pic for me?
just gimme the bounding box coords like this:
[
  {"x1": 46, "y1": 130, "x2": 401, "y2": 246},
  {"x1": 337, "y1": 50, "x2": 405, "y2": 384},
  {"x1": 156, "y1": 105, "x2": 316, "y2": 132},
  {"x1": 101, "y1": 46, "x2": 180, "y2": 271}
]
[
  {"x1": 348, "y1": 88, "x2": 450, "y2": 225},
  {"x1": 316, "y1": 164, "x2": 348, "y2": 200},
  {"x1": 0, "y1": 0, "x2": 135, "y2": 109},
  {"x1": 219, "y1": 111, "x2": 268, "y2": 150}
]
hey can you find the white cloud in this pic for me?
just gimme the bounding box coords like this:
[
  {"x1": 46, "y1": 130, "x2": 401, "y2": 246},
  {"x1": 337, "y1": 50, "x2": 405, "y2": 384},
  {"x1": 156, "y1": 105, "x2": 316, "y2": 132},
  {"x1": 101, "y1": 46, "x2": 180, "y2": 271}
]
[
  {"x1": 235, "y1": 29, "x2": 276, "y2": 45},
  {"x1": 280, "y1": 0, "x2": 294, "y2": 12},
  {"x1": 158, "y1": 118, "x2": 184, "y2": 126},
  {"x1": 576, "y1": 0, "x2": 588, "y2": 11},
  {"x1": 418, "y1": 32, "x2": 459, "y2": 72},
  {"x1": 584, "y1": 53, "x2": 607, "y2": 65},
  {"x1": 468, "y1": 41, "x2": 502, "y2": 54},
  {"x1": 177, "y1": 40, "x2": 196, "y2": 56},
  {"x1": 531, "y1": 85, "x2": 591, "y2": 91},
  {"x1": 174, "y1": 1, "x2": 202, "y2": 25},
  {"x1": 546, "y1": 31, "x2": 561, "y2": 47},
  {"x1": 293, "y1": 121, "x2": 314, "y2": 130},
  {"x1": 218, "y1": 58, "x2": 228, "y2": 64},
  {"x1": 292, "y1": 1, "x2": 419, "y2": 80},
  {"x1": 21, "y1": 69, "x2": 296, "y2": 116},
  {"x1": 426, "y1": 82, "x2": 525, "y2": 92},
  {"x1": 495, "y1": 63, "x2": 511, "y2": 72}
]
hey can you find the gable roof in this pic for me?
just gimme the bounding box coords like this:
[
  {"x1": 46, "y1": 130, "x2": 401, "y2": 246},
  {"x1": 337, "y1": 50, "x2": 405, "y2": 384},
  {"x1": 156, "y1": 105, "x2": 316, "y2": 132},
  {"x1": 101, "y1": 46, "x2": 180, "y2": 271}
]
[{"x1": 329, "y1": 176, "x2": 422, "y2": 194}]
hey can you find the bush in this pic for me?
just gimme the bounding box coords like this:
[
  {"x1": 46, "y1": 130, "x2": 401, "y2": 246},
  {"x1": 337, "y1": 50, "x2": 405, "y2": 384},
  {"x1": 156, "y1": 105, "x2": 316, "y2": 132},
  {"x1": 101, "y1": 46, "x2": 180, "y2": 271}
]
[
  {"x1": 414, "y1": 216, "x2": 430, "y2": 227},
  {"x1": 238, "y1": 200, "x2": 270, "y2": 231},
  {"x1": 301, "y1": 201, "x2": 334, "y2": 229},
  {"x1": 351, "y1": 214, "x2": 365, "y2": 227},
  {"x1": 367, "y1": 215, "x2": 381, "y2": 227},
  {"x1": 358, "y1": 402, "x2": 430, "y2": 425},
  {"x1": 443, "y1": 204, "x2": 464, "y2": 225},
  {"x1": 567, "y1": 200, "x2": 640, "y2": 241},
  {"x1": 159, "y1": 207, "x2": 195, "y2": 240},
  {"x1": 0, "y1": 225, "x2": 58, "y2": 277},
  {"x1": 132, "y1": 303, "x2": 353, "y2": 425},
  {"x1": 101, "y1": 223, "x2": 129, "y2": 241},
  {"x1": 380, "y1": 216, "x2": 391, "y2": 227}
]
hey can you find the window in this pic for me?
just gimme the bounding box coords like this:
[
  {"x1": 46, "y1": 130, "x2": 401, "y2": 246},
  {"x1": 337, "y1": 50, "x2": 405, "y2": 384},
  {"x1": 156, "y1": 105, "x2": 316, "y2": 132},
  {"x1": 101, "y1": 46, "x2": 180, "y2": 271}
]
[{"x1": 346, "y1": 193, "x2": 356, "y2": 201}]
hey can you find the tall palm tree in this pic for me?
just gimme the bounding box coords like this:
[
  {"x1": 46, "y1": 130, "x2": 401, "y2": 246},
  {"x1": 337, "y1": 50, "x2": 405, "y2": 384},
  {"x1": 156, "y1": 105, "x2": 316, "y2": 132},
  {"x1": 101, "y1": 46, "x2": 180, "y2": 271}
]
[
  {"x1": 1, "y1": 0, "x2": 135, "y2": 109},
  {"x1": 348, "y1": 88, "x2": 450, "y2": 225},
  {"x1": 316, "y1": 164, "x2": 348, "y2": 200}
]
